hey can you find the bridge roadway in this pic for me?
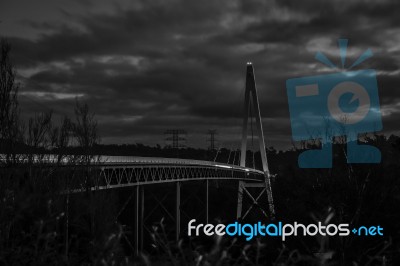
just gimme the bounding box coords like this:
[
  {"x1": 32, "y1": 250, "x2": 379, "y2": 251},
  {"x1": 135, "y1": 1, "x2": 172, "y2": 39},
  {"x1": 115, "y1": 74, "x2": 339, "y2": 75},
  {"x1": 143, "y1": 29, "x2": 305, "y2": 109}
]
[{"x1": 69, "y1": 155, "x2": 266, "y2": 192}]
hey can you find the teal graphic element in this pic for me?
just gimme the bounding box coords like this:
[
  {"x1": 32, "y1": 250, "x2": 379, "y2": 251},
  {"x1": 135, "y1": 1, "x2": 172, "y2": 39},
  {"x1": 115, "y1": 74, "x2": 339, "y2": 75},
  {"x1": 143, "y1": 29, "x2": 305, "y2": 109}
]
[{"x1": 286, "y1": 39, "x2": 382, "y2": 168}]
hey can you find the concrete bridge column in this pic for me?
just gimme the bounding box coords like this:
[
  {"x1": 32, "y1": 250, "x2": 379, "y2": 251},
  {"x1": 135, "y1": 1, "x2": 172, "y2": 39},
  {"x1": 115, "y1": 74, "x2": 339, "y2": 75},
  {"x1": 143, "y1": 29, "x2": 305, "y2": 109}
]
[
  {"x1": 134, "y1": 185, "x2": 144, "y2": 256},
  {"x1": 176, "y1": 181, "x2": 181, "y2": 241}
]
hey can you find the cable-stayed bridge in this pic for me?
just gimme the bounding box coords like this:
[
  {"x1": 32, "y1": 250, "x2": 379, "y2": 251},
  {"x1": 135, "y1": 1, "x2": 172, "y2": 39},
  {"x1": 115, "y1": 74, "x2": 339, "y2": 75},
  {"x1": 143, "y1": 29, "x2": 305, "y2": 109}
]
[{"x1": 15, "y1": 63, "x2": 275, "y2": 255}]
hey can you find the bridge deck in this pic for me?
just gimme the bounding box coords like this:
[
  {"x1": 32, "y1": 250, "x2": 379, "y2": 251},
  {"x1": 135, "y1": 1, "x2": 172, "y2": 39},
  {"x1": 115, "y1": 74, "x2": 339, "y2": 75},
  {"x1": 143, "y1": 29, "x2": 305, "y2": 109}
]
[
  {"x1": 73, "y1": 156, "x2": 266, "y2": 192},
  {"x1": 1, "y1": 154, "x2": 266, "y2": 192},
  {"x1": 98, "y1": 156, "x2": 263, "y2": 172}
]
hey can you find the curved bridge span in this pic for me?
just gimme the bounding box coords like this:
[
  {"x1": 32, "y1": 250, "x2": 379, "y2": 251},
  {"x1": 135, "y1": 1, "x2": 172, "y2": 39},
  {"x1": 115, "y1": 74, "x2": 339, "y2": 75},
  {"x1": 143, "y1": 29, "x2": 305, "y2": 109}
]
[
  {"x1": 70, "y1": 156, "x2": 265, "y2": 192},
  {"x1": 56, "y1": 64, "x2": 274, "y2": 254}
]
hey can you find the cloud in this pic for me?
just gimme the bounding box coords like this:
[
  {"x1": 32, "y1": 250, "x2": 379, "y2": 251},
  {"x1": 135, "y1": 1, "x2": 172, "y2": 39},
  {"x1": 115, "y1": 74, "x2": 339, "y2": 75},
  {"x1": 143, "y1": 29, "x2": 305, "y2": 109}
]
[{"x1": 2, "y1": 0, "x2": 400, "y2": 149}]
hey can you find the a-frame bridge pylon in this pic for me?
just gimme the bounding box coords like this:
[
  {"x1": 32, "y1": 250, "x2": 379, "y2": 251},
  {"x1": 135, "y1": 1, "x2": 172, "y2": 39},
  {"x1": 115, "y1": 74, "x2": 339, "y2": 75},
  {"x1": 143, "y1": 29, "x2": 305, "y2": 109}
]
[{"x1": 236, "y1": 62, "x2": 275, "y2": 220}]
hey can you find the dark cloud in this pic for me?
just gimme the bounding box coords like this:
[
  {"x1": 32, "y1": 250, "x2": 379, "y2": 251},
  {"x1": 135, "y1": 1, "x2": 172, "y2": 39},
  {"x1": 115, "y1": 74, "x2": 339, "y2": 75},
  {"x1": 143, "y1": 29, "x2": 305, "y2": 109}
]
[{"x1": 1, "y1": 0, "x2": 400, "y2": 149}]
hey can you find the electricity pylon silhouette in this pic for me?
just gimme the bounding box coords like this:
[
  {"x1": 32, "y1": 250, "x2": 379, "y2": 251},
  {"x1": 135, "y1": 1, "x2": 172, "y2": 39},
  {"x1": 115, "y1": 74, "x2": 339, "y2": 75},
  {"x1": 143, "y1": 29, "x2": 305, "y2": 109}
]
[{"x1": 236, "y1": 62, "x2": 275, "y2": 220}]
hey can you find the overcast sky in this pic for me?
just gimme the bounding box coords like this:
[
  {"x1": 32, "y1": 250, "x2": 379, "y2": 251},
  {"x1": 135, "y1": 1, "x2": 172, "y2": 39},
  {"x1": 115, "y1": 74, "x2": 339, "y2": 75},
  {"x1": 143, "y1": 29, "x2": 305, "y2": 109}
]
[{"x1": 1, "y1": 0, "x2": 400, "y2": 150}]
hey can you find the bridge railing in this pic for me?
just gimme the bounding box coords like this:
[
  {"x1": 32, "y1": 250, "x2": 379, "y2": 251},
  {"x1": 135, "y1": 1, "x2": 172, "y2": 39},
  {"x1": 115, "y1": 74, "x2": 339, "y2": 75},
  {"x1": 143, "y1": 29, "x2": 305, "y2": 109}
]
[
  {"x1": 1, "y1": 154, "x2": 266, "y2": 192},
  {"x1": 0, "y1": 154, "x2": 263, "y2": 173}
]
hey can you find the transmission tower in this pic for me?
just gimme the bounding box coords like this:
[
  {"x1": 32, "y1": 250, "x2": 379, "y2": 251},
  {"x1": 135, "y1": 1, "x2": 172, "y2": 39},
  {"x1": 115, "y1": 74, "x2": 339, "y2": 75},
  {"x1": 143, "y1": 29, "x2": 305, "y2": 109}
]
[
  {"x1": 164, "y1": 129, "x2": 187, "y2": 149},
  {"x1": 207, "y1": 130, "x2": 217, "y2": 150}
]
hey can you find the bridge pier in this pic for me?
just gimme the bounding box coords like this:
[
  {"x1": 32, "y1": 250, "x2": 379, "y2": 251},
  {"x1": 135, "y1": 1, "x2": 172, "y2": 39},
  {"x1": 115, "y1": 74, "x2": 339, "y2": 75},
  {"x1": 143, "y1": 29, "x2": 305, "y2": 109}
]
[
  {"x1": 206, "y1": 179, "x2": 209, "y2": 223},
  {"x1": 176, "y1": 182, "x2": 181, "y2": 241},
  {"x1": 140, "y1": 186, "x2": 144, "y2": 252},
  {"x1": 135, "y1": 185, "x2": 139, "y2": 256},
  {"x1": 134, "y1": 185, "x2": 144, "y2": 256}
]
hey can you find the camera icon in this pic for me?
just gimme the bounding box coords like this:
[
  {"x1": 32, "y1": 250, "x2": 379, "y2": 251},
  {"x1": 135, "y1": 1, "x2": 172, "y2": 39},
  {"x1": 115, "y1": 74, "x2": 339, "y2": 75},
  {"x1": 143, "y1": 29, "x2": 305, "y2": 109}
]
[{"x1": 286, "y1": 69, "x2": 382, "y2": 168}]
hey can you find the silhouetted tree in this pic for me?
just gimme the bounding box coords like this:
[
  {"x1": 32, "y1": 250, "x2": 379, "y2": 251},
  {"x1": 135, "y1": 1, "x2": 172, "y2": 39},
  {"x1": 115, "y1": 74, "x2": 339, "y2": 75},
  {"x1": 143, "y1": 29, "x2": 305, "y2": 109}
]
[
  {"x1": 72, "y1": 99, "x2": 99, "y2": 165},
  {"x1": 26, "y1": 110, "x2": 53, "y2": 163},
  {"x1": 50, "y1": 116, "x2": 72, "y2": 164},
  {"x1": 0, "y1": 39, "x2": 23, "y2": 165}
]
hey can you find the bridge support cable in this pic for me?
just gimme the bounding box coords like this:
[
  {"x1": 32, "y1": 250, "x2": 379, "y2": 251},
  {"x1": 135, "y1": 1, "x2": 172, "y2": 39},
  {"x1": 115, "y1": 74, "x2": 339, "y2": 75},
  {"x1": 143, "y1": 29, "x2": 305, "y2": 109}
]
[
  {"x1": 237, "y1": 63, "x2": 275, "y2": 220},
  {"x1": 213, "y1": 147, "x2": 221, "y2": 162},
  {"x1": 232, "y1": 149, "x2": 238, "y2": 165},
  {"x1": 227, "y1": 148, "x2": 232, "y2": 164}
]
